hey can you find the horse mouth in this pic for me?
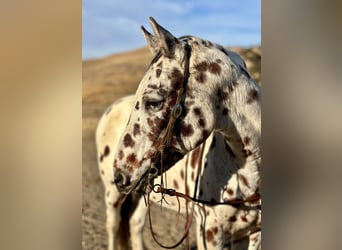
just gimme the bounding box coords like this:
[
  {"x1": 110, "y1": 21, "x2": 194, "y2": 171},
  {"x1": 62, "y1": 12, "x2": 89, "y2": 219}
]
[{"x1": 122, "y1": 149, "x2": 184, "y2": 195}]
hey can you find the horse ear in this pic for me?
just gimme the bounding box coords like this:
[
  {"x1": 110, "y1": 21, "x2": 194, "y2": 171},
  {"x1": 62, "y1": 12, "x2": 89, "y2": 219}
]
[
  {"x1": 148, "y1": 17, "x2": 179, "y2": 58},
  {"x1": 141, "y1": 26, "x2": 159, "y2": 56}
]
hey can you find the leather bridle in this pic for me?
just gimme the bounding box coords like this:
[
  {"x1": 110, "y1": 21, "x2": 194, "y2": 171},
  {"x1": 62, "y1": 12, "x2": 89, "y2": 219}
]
[{"x1": 148, "y1": 42, "x2": 192, "y2": 171}]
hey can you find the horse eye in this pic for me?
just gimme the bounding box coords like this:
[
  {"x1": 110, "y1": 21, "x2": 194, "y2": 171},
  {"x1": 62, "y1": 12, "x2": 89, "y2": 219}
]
[{"x1": 144, "y1": 99, "x2": 164, "y2": 111}]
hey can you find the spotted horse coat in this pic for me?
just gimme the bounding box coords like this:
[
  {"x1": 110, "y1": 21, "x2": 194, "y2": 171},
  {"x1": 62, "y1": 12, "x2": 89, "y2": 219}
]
[
  {"x1": 97, "y1": 95, "x2": 260, "y2": 250},
  {"x1": 111, "y1": 17, "x2": 261, "y2": 250}
]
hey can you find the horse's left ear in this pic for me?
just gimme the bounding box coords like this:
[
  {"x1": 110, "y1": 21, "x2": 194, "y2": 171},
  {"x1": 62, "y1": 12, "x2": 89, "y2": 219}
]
[
  {"x1": 148, "y1": 17, "x2": 179, "y2": 58},
  {"x1": 141, "y1": 26, "x2": 159, "y2": 56}
]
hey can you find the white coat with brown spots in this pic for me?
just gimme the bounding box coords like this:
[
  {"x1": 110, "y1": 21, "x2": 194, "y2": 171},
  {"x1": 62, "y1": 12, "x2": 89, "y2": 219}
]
[
  {"x1": 101, "y1": 17, "x2": 261, "y2": 250},
  {"x1": 97, "y1": 95, "x2": 260, "y2": 250}
]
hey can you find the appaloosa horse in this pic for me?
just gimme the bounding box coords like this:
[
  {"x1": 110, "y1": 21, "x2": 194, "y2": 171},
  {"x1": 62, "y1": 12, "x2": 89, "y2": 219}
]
[
  {"x1": 103, "y1": 17, "x2": 261, "y2": 249},
  {"x1": 97, "y1": 95, "x2": 260, "y2": 250}
]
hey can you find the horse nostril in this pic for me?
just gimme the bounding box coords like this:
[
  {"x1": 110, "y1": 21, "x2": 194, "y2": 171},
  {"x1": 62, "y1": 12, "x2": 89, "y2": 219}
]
[{"x1": 114, "y1": 171, "x2": 130, "y2": 188}]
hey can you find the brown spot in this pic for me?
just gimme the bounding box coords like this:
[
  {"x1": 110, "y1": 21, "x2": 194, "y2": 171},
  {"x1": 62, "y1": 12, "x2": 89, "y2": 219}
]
[
  {"x1": 227, "y1": 188, "x2": 234, "y2": 196},
  {"x1": 100, "y1": 169, "x2": 105, "y2": 175},
  {"x1": 147, "y1": 84, "x2": 158, "y2": 89},
  {"x1": 190, "y1": 146, "x2": 201, "y2": 168},
  {"x1": 198, "y1": 118, "x2": 206, "y2": 128},
  {"x1": 180, "y1": 169, "x2": 184, "y2": 179},
  {"x1": 103, "y1": 145, "x2": 110, "y2": 157},
  {"x1": 147, "y1": 118, "x2": 154, "y2": 127},
  {"x1": 147, "y1": 132, "x2": 156, "y2": 143},
  {"x1": 251, "y1": 235, "x2": 259, "y2": 243},
  {"x1": 133, "y1": 123, "x2": 140, "y2": 137},
  {"x1": 195, "y1": 72, "x2": 206, "y2": 83},
  {"x1": 157, "y1": 61, "x2": 163, "y2": 68},
  {"x1": 156, "y1": 69, "x2": 162, "y2": 78},
  {"x1": 123, "y1": 133, "x2": 135, "y2": 148},
  {"x1": 201, "y1": 40, "x2": 209, "y2": 47},
  {"x1": 126, "y1": 153, "x2": 137, "y2": 165},
  {"x1": 191, "y1": 171, "x2": 195, "y2": 181},
  {"x1": 240, "y1": 215, "x2": 248, "y2": 222},
  {"x1": 216, "y1": 59, "x2": 222, "y2": 64},
  {"x1": 106, "y1": 191, "x2": 110, "y2": 197},
  {"x1": 195, "y1": 61, "x2": 208, "y2": 72},
  {"x1": 185, "y1": 184, "x2": 190, "y2": 195},
  {"x1": 208, "y1": 62, "x2": 221, "y2": 74},
  {"x1": 239, "y1": 174, "x2": 250, "y2": 188},
  {"x1": 247, "y1": 89, "x2": 259, "y2": 104},
  {"x1": 243, "y1": 136, "x2": 251, "y2": 146},
  {"x1": 212, "y1": 226, "x2": 218, "y2": 234},
  {"x1": 135, "y1": 101, "x2": 140, "y2": 110},
  {"x1": 113, "y1": 159, "x2": 118, "y2": 169},
  {"x1": 217, "y1": 88, "x2": 229, "y2": 100},
  {"x1": 229, "y1": 215, "x2": 237, "y2": 222},
  {"x1": 158, "y1": 88, "x2": 168, "y2": 97},
  {"x1": 206, "y1": 230, "x2": 214, "y2": 242},
  {"x1": 154, "y1": 116, "x2": 167, "y2": 131},
  {"x1": 193, "y1": 107, "x2": 203, "y2": 117},
  {"x1": 118, "y1": 150, "x2": 124, "y2": 160},
  {"x1": 173, "y1": 180, "x2": 179, "y2": 189},
  {"x1": 170, "y1": 68, "x2": 184, "y2": 90},
  {"x1": 181, "y1": 122, "x2": 194, "y2": 137},
  {"x1": 222, "y1": 108, "x2": 229, "y2": 115}
]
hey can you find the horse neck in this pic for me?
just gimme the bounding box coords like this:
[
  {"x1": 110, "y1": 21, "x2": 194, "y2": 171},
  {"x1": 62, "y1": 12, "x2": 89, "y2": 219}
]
[{"x1": 214, "y1": 71, "x2": 261, "y2": 173}]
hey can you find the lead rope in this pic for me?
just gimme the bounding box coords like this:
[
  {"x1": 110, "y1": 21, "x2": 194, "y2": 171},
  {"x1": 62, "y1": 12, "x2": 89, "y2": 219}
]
[{"x1": 147, "y1": 187, "x2": 195, "y2": 249}]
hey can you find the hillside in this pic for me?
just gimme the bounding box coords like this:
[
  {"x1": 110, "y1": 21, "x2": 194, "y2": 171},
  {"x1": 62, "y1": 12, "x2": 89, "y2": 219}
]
[{"x1": 82, "y1": 46, "x2": 260, "y2": 127}]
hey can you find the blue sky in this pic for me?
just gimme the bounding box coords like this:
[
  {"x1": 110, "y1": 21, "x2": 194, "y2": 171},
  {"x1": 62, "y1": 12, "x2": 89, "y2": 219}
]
[{"x1": 83, "y1": 0, "x2": 260, "y2": 59}]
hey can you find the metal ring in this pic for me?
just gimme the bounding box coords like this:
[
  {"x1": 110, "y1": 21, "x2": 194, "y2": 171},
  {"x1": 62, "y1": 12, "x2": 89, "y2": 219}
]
[{"x1": 171, "y1": 104, "x2": 182, "y2": 118}]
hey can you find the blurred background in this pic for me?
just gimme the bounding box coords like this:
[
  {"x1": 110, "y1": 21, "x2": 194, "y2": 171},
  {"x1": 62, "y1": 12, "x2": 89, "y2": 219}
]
[
  {"x1": 1, "y1": 0, "x2": 341, "y2": 250},
  {"x1": 82, "y1": 1, "x2": 260, "y2": 249}
]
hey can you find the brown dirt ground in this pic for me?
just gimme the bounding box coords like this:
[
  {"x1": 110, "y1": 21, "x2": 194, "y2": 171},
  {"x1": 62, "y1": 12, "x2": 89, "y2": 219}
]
[{"x1": 82, "y1": 46, "x2": 261, "y2": 249}]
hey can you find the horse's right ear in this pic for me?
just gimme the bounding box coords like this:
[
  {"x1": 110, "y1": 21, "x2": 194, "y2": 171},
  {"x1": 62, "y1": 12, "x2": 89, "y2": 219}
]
[
  {"x1": 141, "y1": 26, "x2": 159, "y2": 56},
  {"x1": 147, "y1": 17, "x2": 179, "y2": 58}
]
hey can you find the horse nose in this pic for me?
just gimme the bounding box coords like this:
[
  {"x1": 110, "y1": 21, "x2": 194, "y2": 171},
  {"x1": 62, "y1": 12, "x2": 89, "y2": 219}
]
[{"x1": 114, "y1": 171, "x2": 131, "y2": 192}]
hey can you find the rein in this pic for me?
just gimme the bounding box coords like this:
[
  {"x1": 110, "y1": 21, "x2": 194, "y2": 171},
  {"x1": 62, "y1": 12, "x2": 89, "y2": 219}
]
[{"x1": 154, "y1": 185, "x2": 261, "y2": 210}]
